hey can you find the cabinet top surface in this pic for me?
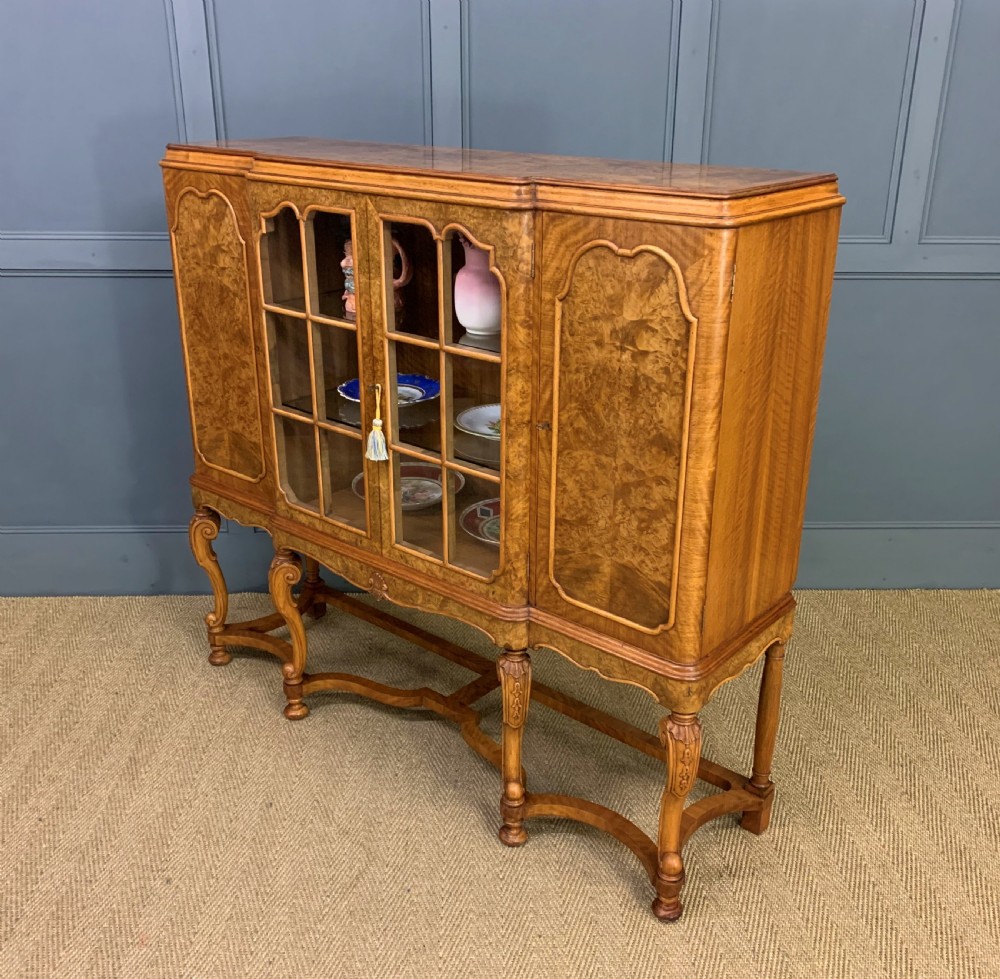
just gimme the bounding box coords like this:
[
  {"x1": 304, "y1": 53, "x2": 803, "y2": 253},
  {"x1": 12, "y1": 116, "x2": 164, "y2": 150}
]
[{"x1": 164, "y1": 137, "x2": 837, "y2": 200}]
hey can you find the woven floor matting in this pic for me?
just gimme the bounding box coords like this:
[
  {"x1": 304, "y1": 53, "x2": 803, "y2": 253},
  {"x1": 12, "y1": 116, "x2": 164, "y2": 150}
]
[{"x1": 1, "y1": 590, "x2": 998, "y2": 978}]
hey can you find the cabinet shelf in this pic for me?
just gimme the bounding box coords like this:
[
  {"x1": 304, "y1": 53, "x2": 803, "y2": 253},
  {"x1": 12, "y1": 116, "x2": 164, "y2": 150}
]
[
  {"x1": 321, "y1": 484, "x2": 368, "y2": 534},
  {"x1": 385, "y1": 330, "x2": 439, "y2": 351},
  {"x1": 263, "y1": 297, "x2": 357, "y2": 332},
  {"x1": 263, "y1": 300, "x2": 307, "y2": 320},
  {"x1": 315, "y1": 417, "x2": 363, "y2": 440},
  {"x1": 445, "y1": 457, "x2": 501, "y2": 483},
  {"x1": 443, "y1": 341, "x2": 501, "y2": 364},
  {"x1": 273, "y1": 403, "x2": 313, "y2": 423},
  {"x1": 384, "y1": 331, "x2": 502, "y2": 365}
]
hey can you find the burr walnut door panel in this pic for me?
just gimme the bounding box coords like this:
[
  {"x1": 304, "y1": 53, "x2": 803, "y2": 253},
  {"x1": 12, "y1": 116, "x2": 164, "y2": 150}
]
[
  {"x1": 168, "y1": 176, "x2": 268, "y2": 488},
  {"x1": 533, "y1": 213, "x2": 732, "y2": 657}
]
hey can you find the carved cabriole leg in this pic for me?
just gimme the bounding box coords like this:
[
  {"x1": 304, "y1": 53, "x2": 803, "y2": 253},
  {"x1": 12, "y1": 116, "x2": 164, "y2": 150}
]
[
  {"x1": 188, "y1": 506, "x2": 231, "y2": 666},
  {"x1": 652, "y1": 712, "x2": 703, "y2": 922},
  {"x1": 740, "y1": 641, "x2": 787, "y2": 834},
  {"x1": 497, "y1": 650, "x2": 531, "y2": 846},
  {"x1": 304, "y1": 557, "x2": 327, "y2": 620},
  {"x1": 268, "y1": 548, "x2": 310, "y2": 720}
]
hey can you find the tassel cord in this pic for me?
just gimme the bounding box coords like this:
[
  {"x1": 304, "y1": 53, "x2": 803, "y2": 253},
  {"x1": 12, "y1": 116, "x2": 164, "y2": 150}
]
[{"x1": 366, "y1": 383, "x2": 389, "y2": 462}]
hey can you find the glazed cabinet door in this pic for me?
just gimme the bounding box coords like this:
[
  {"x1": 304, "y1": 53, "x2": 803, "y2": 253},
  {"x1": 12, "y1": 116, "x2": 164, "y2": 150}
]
[
  {"x1": 532, "y1": 212, "x2": 735, "y2": 660},
  {"x1": 250, "y1": 183, "x2": 382, "y2": 554},
  {"x1": 361, "y1": 196, "x2": 534, "y2": 607},
  {"x1": 166, "y1": 170, "x2": 272, "y2": 503}
]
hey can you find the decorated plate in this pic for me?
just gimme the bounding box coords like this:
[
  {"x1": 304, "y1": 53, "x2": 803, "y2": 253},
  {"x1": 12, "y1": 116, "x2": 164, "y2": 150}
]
[
  {"x1": 337, "y1": 373, "x2": 440, "y2": 404},
  {"x1": 455, "y1": 404, "x2": 501, "y2": 440},
  {"x1": 459, "y1": 497, "x2": 501, "y2": 545},
  {"x1": 352, "y1": 463, "x2": 464, "y2": 512}
]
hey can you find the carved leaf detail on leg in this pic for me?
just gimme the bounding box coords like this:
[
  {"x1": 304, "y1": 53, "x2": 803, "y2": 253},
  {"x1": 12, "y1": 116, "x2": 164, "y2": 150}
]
[
  {"x1": 660, "y1": 714, "x2": 702, "y2": 796},
  {"x1": 498, "y1": 652, "x2": 531, "y2": 729}
]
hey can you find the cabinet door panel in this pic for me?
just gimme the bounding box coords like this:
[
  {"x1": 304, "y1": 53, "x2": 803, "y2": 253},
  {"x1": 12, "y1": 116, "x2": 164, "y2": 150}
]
[
  {"x1": 170, "y1": 183, "x2": 266, "y2": 483},
  {"x1": 534, "y1": 214, "x2": 733, "y2": 658},
  {"x1": 250, "y1": 182, "x2": 382, "y2": 554},
  {"x1": 550, "y1": 243, "x2": 695, "y2": 630},
  {"x1": 363, "y1": 195, "x2": 533, "y2": 608}
]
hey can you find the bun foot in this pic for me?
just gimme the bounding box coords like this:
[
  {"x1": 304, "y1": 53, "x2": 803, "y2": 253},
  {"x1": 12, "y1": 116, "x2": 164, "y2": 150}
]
[
  {"x1": 283, "y1": 701, "x2": 309, "y2": 720},
  {"x1": 499, "y1": 824, "x2": 528, "y2": 847},
  {"x1": 208, "y1": 645, "x2": 232, "y2": 666},
  {"x1": 651, "y1": 896, "x2": 683, "y2": 922}
]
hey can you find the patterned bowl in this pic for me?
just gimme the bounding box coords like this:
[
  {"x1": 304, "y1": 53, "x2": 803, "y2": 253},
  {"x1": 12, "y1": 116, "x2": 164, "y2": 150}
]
[
  {"x1": 459, "y1": 497, "x2": 501, "y2": 545},
  {"x1": 352, "y1": 462, "x2": 464, "y2": 512}
]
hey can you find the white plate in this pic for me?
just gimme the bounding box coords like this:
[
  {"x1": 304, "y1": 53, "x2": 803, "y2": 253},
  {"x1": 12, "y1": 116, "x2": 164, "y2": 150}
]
[{"x1": 455, "y1": 404, "x2": 501, "y2": 440}]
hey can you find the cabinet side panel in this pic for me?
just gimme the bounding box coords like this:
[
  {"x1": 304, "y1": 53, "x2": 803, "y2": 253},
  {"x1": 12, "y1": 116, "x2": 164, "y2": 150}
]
[
  {"x1": 702, "y1": 207, "x2": 841, "y2": 653},
  {"x1": 168, "y1": 178, "x2": 266, "y2": 483}
]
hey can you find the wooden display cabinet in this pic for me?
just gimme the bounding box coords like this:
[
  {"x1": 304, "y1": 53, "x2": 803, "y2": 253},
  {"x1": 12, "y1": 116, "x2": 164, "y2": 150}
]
[{"x1": 163, "y1": 138, "x2": 842, "y2": 921}]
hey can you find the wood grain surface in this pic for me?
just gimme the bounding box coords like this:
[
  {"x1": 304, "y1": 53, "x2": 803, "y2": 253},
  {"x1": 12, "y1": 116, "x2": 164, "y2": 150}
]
[
  {"x1": 170, "y1": 187, "x2": 265, "y2": 482},
  {"x1": 549, "y1": 241, "x2": 696, "y2": 632},
  {"x1": 171, "y1": 137, "x2": 834, "y2": 197},
  {"x1": 701, "y1": 207, "x2": 842, "y2": 654},
  {"x1": 532, "y1": 213, "x2": 736, "y2": 664},
  {"x1": 163, "y1": 141, "x2": 844, "y2": 227}
]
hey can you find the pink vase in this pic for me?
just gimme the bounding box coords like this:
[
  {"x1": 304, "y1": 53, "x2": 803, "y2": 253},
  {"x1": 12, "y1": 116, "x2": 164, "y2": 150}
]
[{"x1": 454, "y1": 239, "x2": 501, "y2": 336}]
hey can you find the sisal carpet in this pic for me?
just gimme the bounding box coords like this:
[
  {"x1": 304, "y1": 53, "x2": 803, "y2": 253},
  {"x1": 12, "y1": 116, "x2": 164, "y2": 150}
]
[{"x1": 1, "y1": 590, "x2": 998, "y2": 979}]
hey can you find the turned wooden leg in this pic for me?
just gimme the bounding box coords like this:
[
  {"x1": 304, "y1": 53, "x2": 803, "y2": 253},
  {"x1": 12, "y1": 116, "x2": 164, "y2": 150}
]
[
  {"x1": 188, "y1": 506, "x2": 231, "y2": 666},
  {"x1": 269, "y1": 548, "x2": 310, "y2": 720},
  {"x1": 652, "y1": 712, "x2": 703, "y2": 922},
  {"x1": 497, "y1": 650, "x2": 531, "y2": 846},
  {"x1": 304, "y1": 557, "x2": 327, "y2": 620},
  {"x1": 740, "y1": 641, "x2": 786, "y2": 834}
]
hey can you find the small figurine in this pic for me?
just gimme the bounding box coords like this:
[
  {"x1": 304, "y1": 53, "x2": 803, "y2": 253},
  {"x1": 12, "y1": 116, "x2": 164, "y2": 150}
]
[
  {"x1": 341, "y1": 237, "x2": 412, "y2": 324},
  {"x1": 341, "y1": 239, "x2": 357, "y2": 320},
  {"x1": 389, "y1": 237, "x2": 412, "y2": 324}
]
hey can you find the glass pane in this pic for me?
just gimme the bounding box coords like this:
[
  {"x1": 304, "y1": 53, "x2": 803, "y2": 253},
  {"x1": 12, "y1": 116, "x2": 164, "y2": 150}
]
[
  {"x1": 392, "y1": 453, "x2": 446, "y2": 561},
  {"x1": 276, "y1": 416, "x2": 319, "y2": 512},
  {"x1": 267, "y1": 313, "x2": 312, "y2": 416},
  {"x1": 306, "y1": 210, "x2": 354, "y2": 321},
  {"x1": 314, "y1": 323, "x2": 361, "y2": 427},
  {"x1": 320, "y1": 429, "x2": 367, "y2": 531},
  {"x1": 388, "y1": 341, "x2": 441, "y2": 456},
  {"x1": 383, "y1": 220, "x2": 438, "y2": 340},
  {"x1": 260, "y1": 207, "x2": 304, "y2": 311},
  {"x1": 445, "y1": 231, "x2": 502, "y2": 352},
  {"x1": 449, "y1": 353, "x2": 501, "y2": 472},
  {"x1": 449, "y1": 470, "x2": 501, "y2": 578}
]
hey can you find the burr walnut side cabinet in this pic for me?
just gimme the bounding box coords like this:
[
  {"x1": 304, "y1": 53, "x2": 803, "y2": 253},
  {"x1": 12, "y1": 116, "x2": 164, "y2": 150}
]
[{"x1": 161, "y1": 138, "x2": 842, "y2": 921}]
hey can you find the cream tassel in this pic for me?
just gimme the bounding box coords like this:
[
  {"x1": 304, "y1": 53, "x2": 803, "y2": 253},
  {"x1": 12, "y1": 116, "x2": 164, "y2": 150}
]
[{"x1": 366, "y1": 383, "x2": 389, "y2": 461}]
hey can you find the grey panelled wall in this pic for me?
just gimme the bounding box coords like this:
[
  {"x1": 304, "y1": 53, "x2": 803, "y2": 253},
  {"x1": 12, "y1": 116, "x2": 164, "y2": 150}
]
[{"x1": 1, "y1": 0, "x2": 997, "y2": 594}]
